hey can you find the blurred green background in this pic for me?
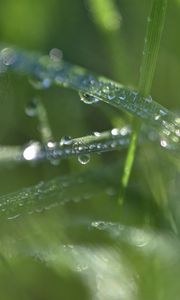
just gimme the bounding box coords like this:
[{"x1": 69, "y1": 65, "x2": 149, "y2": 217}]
[{"x1": 0, "y1": 1, "x2": 180, "y2": 299}]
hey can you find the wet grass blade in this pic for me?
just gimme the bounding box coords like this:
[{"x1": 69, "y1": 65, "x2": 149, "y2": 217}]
[{"x1": 0, "y1": 45, "x2": 179, "y2": 151}]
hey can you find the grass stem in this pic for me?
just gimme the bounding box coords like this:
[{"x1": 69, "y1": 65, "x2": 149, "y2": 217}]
[{"x1": 119, "y1": 0, "x2": 168, "y2": 204}]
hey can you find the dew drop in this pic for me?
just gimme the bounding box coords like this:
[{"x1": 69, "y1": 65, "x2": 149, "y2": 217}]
[
  {"x1": 1, "y1": 48, "x2": 17, "y2": 66},
  {"x1": 159, "y1": 109, "x2": 167, "y2": 117},
  {"x1": 118, "y1": 91, "x2": 126, "y2": 101},
  {"x1": 120, "y1": 126, "x2": 130, "y2": 136},
  {"x1": 23, "y1": 142, "x2": 41, "y2": 161},
  {"x1": 94, "y1": 131, "x2": 101, "y2": 137},
  {"x1": 111, "y1": 142, "x2": 117, "y2": 148},
  {"x1": 89, "y1": 144, "x2": 96, "y2": 150},
  {"x1": 60, "y1": 136, "x2": 73, "y2": 146},
  {"x1": 111, "y1": 128, "x2": 119, "y2": 136},
  {"x1": 145, "y1": 95, "x2": 152, "y2": 103},
  {"x1": 91, "y1": 221, "x2": 106, "y2": 230},
  {"x1": 175, "y1": 117, "x2": 180, "y2": 125},
  {"x1": 79, "y1": 92, "x2": 100, "y2": 105},
  {"x1": 154, "y1": 114, "x2": 160, "y2": 121},
  {"x1": 49, "y1": 48, "x2": 63, "y2": 62},
  {"x1": 25, "y1": 99, "x2": 38, "y2": 117},
  {"x1": 160, "y1": 139, "x2": 168, "y2": 148},
  {"x1": 78, "y1": 154, "x2": 90, "y2": 165},
  {"x1": 175, "y1": 129, "x2": 180, "y2": 137},
  {"x1": 47, "y1": 140, "x2": 56, "y2": 149},
  {"x1": 102, "y1": 86, "x2": 110, "y2": 94},
  {"x1": 107, "y1": 95, "x2": 115, "y2": 101}
]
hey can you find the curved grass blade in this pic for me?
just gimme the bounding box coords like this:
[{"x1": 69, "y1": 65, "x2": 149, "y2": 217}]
[
  {"x1": 0, "y1": 46, "x2": 179, "y2": 152},
  {"x1": 0, "y1": 163, "x2": 119, "y2": 219}
]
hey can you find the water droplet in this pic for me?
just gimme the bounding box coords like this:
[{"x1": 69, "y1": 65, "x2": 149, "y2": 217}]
[
  {"x1": 118, "y1": 91, "x2": 126, "y2": 101},
  {"x1": 107, "y1": 95, "x2": 115, "y2": 101},
  {"x1": 120, "y1": 127, "x2": 130, "y2": 136},
  {"x1": 97, "y1": 143, "x2": 102, "y2": 149},
  {"x1": 175, "y1": 117, "x2": 180, "y2": 125},
  {"x1": 94, "y1": 131, "x2": 101, "y2": 137},
  {"x1": 60, "y1": 136, "x2": 73, "y2": 146},
  {"x1": 131, "y1": 229, "x2": 151, "y2": 248},
  {"x1": 89, "y1": 144, "x2": 96, "y2": 150},
  {"x1": 25, "y1": 99, "x2": 38, "y2": 117},
  {"x1": 111, "y1": 128, "x2": 119, "y2": 136},
  {"x1": 145, "y1": 95, "x2": 152, "y2": 103},
  {"x1": 91, "y1": 221, "x2": 106, "y2": 230},
  {"x1": 175, "y1": 129, "x2": 180, "y2": 137},
  {"x1": 78, "y1": 154, "x2": 90, "y2": 165},
  {"x1": 1, "y1": 48, "x2": 17, "y2": 66},
  {"x1": 111, "y1": 142, "x2": 117, "y2": 148},
  {"x1": 79, "y1": 92, "x2": 100, "y2": 104},
  {"x1": 47, "y1": 140, "x2": 56, "y2": 149},
  {"x1": 159, "y1": 109, "x2": 167, "y2": 116},
  {"x1": 160, "y1": 139, "x2": 168, "y2": 148},
  {"x1": 49, "y1": 48, "x2": 63, "y2": 62},
  {"x1": 154, "y1": 114, "x2": 160, "y2": 121},
  {"x1": 102, "y1": 86, "x2": 110, "y2": 94},
  {"x1": 23, "y1": 142, "x2": 41, "y2": 161}
]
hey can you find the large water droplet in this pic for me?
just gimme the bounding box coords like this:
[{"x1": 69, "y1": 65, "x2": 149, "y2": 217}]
[
  {"x1": 25, "y1": 99, "x2": 38, "y2": 117},
  {"x1": 79, "y1": 92, "x2": 100, "y2": 105},
  {"x1": 23, "y1": 142, "x2": 41, "y2": 161},
  {"x1": 1, "y1": 48, "x2": 17, "y2": 66},
  {"x1": 111, "y1": 128, "x2": 119, "y2": 136},
  {"x1": 78, "y1": 154, "x2": 90, "y2": 165}
]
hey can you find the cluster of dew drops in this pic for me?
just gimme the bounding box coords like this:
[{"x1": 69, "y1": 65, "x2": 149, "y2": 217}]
[
  {"x1": 18, "y1": 47, "x2": 89, "y2": 166},
  {"x1": 21, "y1": 47, "x2": 129, "y2": 166},
  {"x1": 1, "y1": 46, "x2": 179, "y2": 164},
  {"x1": 24, "y1": 101, "x2": 91, "y2": 166}
]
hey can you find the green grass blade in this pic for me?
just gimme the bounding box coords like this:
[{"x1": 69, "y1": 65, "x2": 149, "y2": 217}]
[
  {"x1": 0, "y1": 46, "x2": 179, "y2": 150},
  {"x1": 120, "y1": 0, "x2": 168, "y2": 204}
]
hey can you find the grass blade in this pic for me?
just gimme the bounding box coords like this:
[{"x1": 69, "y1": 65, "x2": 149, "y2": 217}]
[{"x1": 120, "y1": 0, "x2": 168, "y2": 204}]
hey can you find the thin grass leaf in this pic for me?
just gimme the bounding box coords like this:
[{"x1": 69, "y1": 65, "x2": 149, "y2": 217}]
[{"x1": 120, "y1": 0, "x2": 168, "y2": 203}]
